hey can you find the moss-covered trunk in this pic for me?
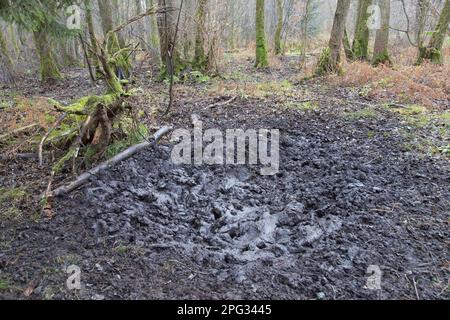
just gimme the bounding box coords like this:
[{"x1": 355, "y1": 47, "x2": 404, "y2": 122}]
[
  {"x1": 84, "y1": 0, "x2": 100, "y2": 74},
  {"x1": 193, "y1": 0, "x2": 208, "y2": 70},
  {"x1": 274, "y1": 0, "x2": 283, "y2": 55},
  {"x1": 372, "y1": 0, "x2": 391, "y2": 66},
  {"x1": 33, "y1": 30, "x2": 62, "y2": 83},
  {"x1": 97, "y1": 0, "x2": 130, "y2": 75},
  {"x1": 315, "y1": 0, "x2": 351, "y2": 75},
  {"x1": 343, "y1": 28, "x2": 354, "y2": 60},
  {"x1": 255, "y1": 0, "x2": 268, "y2": 68},
  {"x1": 352, "y1": 0, "x2": 371, "y2": 60},
  {"x1": 0, "y1": 29, "x2": 15, "y2": 85},
  {"x1": 417, "y1": 0, "x2": 450, "y2": 64}
]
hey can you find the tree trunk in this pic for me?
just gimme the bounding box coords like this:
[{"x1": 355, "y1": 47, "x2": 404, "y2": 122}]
[
  {"x1": 274, "y1": 0, "x2": 283, "y2": 55},
  {"x1": 97, "y1": 0, "x2": 129, "y2": 75},
  {"x1": 416, "y1": 0, "x2": 430, "y2": 48},
  {"x1": 193, "y1": 0, "x2": 207, "y2": 70},
  {"x1": 255, "y1": 0, "x2": 268, "y2": 68},
  {"x1": 343, "y1": 28, "x2": 354, "y2": 60},
  {"x1": 417, "y1": 0, "x2": 450, "y2": 64},
  {"x1": 157, "y1": 0, "x2": 182, "y2": 75},
  {"x1": 372, "y1": 0, "x2": 391, "y2": 66},
  {"x1": 352, "y1": 0, "x2": 371, "y2": 60},
  {"x1": 146, "y1": 0, "x2": 161, "y2": 57},
  {"x1": 315, "y1": 0, "x2": 351, "y2": 75},
  {"x1": 33, "y1": 29, "x2": 62, "y2": 83},
  {"x1": 84, "y1": 0, "x2": 100, "y2": 74},
  {"x1": 0, "y1": 29, "x2": 15, "y2": 85},
  {"x1": 135, "y1": 0, "x2": 145, "y2": 37}
]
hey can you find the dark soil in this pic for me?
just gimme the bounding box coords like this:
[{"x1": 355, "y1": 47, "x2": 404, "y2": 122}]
[{"x1": 1, "y1": 76, "x2": 449, "y2": 299}]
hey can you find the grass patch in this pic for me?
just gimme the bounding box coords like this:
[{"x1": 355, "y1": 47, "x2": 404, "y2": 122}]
[
  {"x1": 0, "y1": 277, "x2": 10, "y2": 290},
  {"x1": 392, "y1": 104, "x2": 427, "y2": 116},
  {"x1": 345, "y1": 107, "x2": 378, "y2": 120},
  {"x1": 285, "y1": 100, "x2": 319, "y2": 111},
  {"x1": 0, "y1": 187, "x2": 28, "y2": 221}
]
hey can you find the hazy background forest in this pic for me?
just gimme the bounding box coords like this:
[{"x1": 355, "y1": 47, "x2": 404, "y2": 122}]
[{"x1": 0, "y1": 0, "x2": 449, "y2": 300}]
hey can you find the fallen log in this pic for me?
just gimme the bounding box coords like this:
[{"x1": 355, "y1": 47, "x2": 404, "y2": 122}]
[{"x1": 50, "y1": 126, "x2": 172, "y2": 197}]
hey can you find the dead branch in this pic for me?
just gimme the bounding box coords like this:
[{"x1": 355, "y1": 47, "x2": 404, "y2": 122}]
[
  {"x1": 39, "y1": 113, "x2": 67, "y2": 166},
  {"x1": 164, "y1": 0, "x2": 185, "y2": 116},
  {"x1": 208, "y1": 96, "x2": 237, "y2": 109},
  {"x1": 0, "y1": 123, "x2": 39, "y2": 141},
  {"x1": 50, "y1": 126, "x2": 172, "y2": 197},
  {"x1": 0, "y1": 153, "x2": 39, "y2": 161},
  {"x1": 107, "y1": 6, "x2": 176, "y2": 45}
]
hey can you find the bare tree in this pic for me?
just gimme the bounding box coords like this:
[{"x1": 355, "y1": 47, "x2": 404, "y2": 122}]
[
  {"x1": 373, "y1": 0, "x2": 391, "y2": 66},
  {"x1": 316, "y1": 0, "x2": 351, "y2": 75}
]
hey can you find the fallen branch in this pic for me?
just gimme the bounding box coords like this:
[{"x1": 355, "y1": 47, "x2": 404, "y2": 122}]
[
  {"x1": 38, "y1": 113, "x2": 67, "y2": 166},
  {"x1": 50, "y1": 126, "x2": 172, "y2": 197},
  {"x1": 208, "y1": 96, "x2": 237, "y2": 109},
  {"x1": 0, "y1": 153, "x2": 39, "y2": 161},
  {"x1": 0, "y1": 123, "x2": 39, "y2": 141}
]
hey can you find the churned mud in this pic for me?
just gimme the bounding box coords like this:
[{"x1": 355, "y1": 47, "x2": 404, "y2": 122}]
[{"x1": 1, "y1": 81, "x2": 448, "y2": 299}]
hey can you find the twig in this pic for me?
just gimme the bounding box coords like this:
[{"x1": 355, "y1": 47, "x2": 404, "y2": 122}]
[
  {"x1": 412, "y1": 277, "x2": 420, "y2": 300},
  {"x1": 41, "y1": 171, "x2": 55, "y2": 218},
  {"x1": 0, "y1": 123, "x2": 39, "y2": 141},
  {"x1": 79, "y1": 33, "x2": 96, "y2": 82},
  {"x1": 39, "y1": 113, "x2": 67, "y2": 166},
  {"x1": 164, "y1": 0, "x2": 185, "y2": 116},
  {"x1": 50, "y1": 126, "x2": 172, "y2": 197},
  {"x1": 208, "y1": 96, "x2": 237, "y2": 109}
]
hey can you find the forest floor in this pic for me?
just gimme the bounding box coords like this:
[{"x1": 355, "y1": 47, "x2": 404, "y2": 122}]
[{"x1": 0, "y1": 51, "x2": 449, "y2": 300}]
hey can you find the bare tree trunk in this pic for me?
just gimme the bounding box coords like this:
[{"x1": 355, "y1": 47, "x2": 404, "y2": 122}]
[
  {"x1": 157, "y1": 0, "x2": 181, "y2": 74},
  {"x1": 146, "y1": 0, "x2": 161, "y2": 57},
  {"x1": 135, "y1": 0, "x2": 145, "y2": 37},
  {"x1": 352, "y1": 0, "x2": 371, "y2": 60},
  {"x1": 417, "y1": 0, "x2": 450, "y2": 64},
  {"x1": 316, "y1": 0, "x2": 351, "y2": 75},
  {"x1": 193, "y1": 0, "x2": 208, "y2": 70},
  {"x1": 274, "y1": 0, "x2": 283, "y2": 55},
  {"x1": 0, "y1": 29, "x2": 15, "y2": 85},
  {"x1": 373, "y1": 0, "x2": 391, "y2": 66},
  {"x1": 416, "y1": 0, "x2": 430, "y2": 48}
]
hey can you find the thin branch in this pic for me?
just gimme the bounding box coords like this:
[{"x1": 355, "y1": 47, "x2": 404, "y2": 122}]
[{"x1": 164, "y1": 0, "x2": 185, "y2": 116}]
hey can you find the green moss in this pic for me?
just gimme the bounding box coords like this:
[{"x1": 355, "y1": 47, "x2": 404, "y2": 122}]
[
  {"x1": 255, "y1": 0, "x2": 269, "y2": 68},
  {"x1": 372, "y1": 49, "x2": 391, "y2": 66},
  {"x1": 51, "y1": 94, "x2": 119, "y2": 115},
  {"x1": 0, "y1": 277, "x2": 10, "y2": 290},
  {"x1": 315, "y1": 47, "x2": 343, "y2": 76}
]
